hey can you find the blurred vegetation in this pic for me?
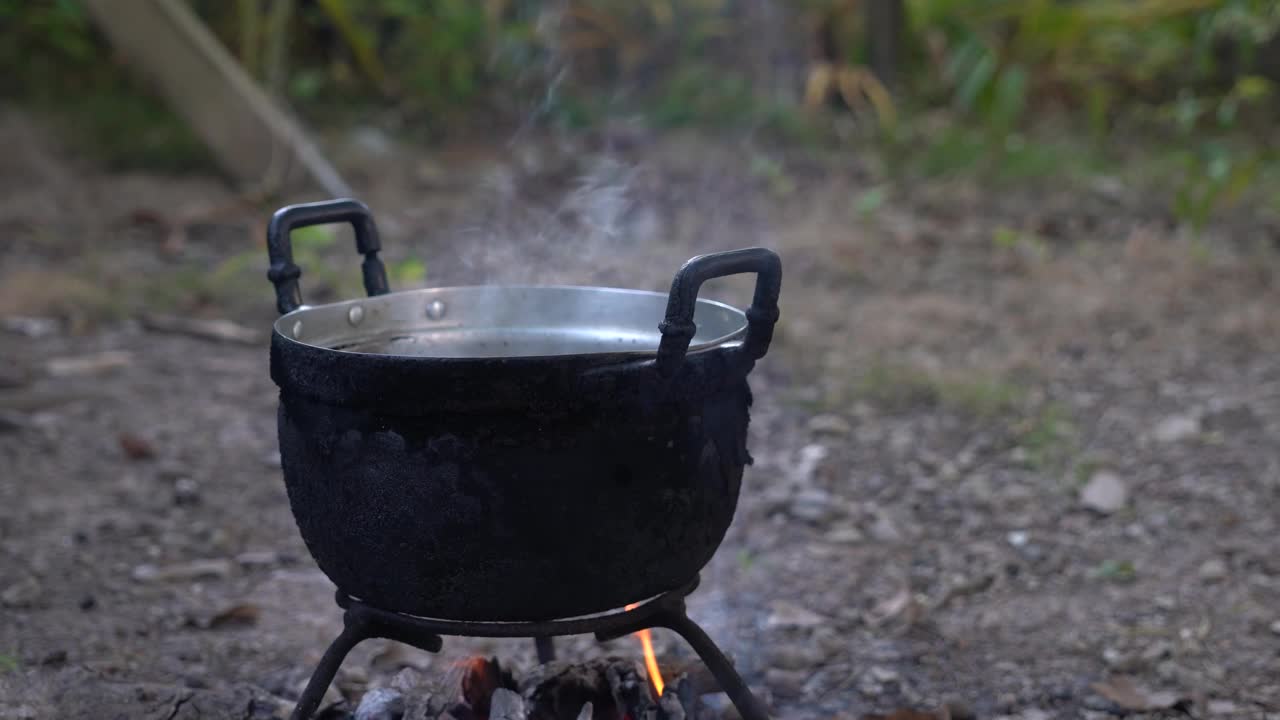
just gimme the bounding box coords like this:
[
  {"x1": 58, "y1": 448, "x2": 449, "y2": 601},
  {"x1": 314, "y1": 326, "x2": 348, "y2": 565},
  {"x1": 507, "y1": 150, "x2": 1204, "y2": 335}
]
[{"x1": 4, "y1": 0, "x2": 1280, "y2": 224}]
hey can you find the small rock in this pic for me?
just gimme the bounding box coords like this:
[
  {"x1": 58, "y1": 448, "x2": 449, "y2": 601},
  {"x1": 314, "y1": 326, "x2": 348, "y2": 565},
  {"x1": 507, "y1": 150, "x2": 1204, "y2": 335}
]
[
  {"x1": 1080, "y1": 471, "x2": 1127, "y2": 513},
  {"x1": 1198, "y1": 557, "x2": 1228, "y2": 583},
  {"x1": 574, "y1": 702, "x2": 594, "y2": 720},
  {"x1": 1102, "y1": 647, "x2": 1142, "y2": 672},
  {"x1": 1153, "y1": 414, "x2": 1200, "y2": 444},
  {"x1": 1007, "y1": 530, "x2": 1030, "y2": 547},
  {"x1": 2, "y1": 316, "x2": 60, "y2": 338},
  {"x1": 388, "y1": 668, "x2": 424, "y2": 693},
  {"x1": 1140, "y1": 641, "x2": 1173, "y2": 663},
  {"x1": 489, "y1": 688, "x2": 525, "y2": 720},
  {"x1": 790, "y1": 488, "x2": 836, "y2": 523},
  {"x1": 235, "y1": 550, "x2": 281, "y2": 569},
  {"x1": 132, "y1": 559, "x2": 233, "y2": 583},
  {"x1": 789, "y1": 444, "x2": 829, "y2": 485},
  {"x1": 173, "y1": 477, "x2": 200, "y2": 506},
  {"x1": 807, "y1": 414, "x2": 852, "y2": 436},
  {"x1": 1269, "y1": 620, "x2": 1280, "y2": 636},
  {"x1": 355, "y1": 687, "x2": 405, "y2": 720},
  {"x1": 765, "y1": 600, "x2": 827, "y2": 629},
  {"x1": 870, "y1": 666, "x2": 899, "y2": 683},
  {"x1": 1, "y1": 577, "x2": 40, "y2": 608}
]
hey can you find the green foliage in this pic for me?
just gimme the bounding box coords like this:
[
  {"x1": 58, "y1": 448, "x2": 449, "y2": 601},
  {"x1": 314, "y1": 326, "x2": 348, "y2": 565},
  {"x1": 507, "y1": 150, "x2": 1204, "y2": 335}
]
[
  {"x1": 0, "y1": 0, "x2": 94, "y2": 97},
  {"x1": 855, "y1": 362, "x2": 1026, "y2": 418},
  {"x1": 1016, "y1": 402, "x2": 1075, "y2": 471},
  {"x1": 1092, "y1": 558, "x2": 1137, "y2": 583}
]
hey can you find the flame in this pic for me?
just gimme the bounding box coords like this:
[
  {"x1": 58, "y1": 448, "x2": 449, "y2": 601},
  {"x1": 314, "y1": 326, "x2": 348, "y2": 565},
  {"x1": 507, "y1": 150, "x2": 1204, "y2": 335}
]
[{"x1": 625, "y1": 603, "x2": 665, "y2": 696}]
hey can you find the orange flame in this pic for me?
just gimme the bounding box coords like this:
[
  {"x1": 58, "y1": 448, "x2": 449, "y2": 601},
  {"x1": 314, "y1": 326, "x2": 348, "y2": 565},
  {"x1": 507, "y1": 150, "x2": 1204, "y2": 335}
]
[{"x1": 625, "y1": 603, "x2": 665, "y2": 696}]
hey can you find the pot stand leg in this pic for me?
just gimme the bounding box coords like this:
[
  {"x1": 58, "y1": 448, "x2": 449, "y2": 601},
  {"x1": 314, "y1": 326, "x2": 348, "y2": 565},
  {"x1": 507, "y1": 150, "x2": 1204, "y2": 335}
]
[
  {"x1": 656, "y1": 610, "x2": 771, "y2": 720},
  {"x1": 290, "y1": 601, "x2": 445, "y2": 720},
  {"x1": 594, "y1": 593, "x2": 771, "y2": 720},
  {"x1": 535, "y1": 636, "x2": 556, "y2": 663}
]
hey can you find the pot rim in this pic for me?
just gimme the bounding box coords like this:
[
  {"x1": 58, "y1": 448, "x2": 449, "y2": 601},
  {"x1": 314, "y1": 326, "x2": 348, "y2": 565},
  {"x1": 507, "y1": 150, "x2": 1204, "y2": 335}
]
[{"x1": 272, "y1": 284, "x2": 748, "y2": 361}]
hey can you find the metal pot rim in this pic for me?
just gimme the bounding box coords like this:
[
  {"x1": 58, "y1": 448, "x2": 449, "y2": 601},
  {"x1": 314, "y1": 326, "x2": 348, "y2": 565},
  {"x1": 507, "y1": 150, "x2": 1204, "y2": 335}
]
[{"x1": 272, "y1": 284, "x2": 748, "y2": 360}]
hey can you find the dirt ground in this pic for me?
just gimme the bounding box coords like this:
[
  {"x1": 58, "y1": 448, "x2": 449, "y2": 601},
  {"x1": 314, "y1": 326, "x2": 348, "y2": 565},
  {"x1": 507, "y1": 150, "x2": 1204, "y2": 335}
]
[{"x1": 2, "y1": 110, "x2": 1279, "y2": 719}]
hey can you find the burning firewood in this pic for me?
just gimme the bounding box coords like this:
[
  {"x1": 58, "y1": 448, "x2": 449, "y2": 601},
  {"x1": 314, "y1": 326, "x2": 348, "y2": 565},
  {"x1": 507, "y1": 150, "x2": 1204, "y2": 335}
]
[{"x1": 442, "y1": 656, "x2": 703, "y2": 720}]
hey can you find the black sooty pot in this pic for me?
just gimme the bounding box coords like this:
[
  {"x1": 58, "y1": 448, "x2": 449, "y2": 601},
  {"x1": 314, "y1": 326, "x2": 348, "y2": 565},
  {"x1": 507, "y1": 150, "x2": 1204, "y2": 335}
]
[{"x1": 266, "y1": 199, "x2": 781, "y2": 621}]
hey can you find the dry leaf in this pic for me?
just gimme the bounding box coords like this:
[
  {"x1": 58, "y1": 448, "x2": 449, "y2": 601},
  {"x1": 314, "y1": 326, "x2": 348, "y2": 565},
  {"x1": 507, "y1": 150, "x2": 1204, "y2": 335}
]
[
  {"x1": 207, "y1": 603, "x2": 260, "y2": 629},
  {"x1": 868, "y1": 587, "x2": 924, "y2": 626},
  {"x1": 118, "y1": 432, "x2": 156, "y2": 460},
  {"x1": 1092, "y1": 675, "x2": 1185, "y2": 711}
]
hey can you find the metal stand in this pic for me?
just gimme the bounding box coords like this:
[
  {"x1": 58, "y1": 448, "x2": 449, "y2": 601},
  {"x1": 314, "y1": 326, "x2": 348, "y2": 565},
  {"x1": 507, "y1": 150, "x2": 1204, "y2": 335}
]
[{"x1": 289, "y1": 575, "x2": 769, "y2": 720}]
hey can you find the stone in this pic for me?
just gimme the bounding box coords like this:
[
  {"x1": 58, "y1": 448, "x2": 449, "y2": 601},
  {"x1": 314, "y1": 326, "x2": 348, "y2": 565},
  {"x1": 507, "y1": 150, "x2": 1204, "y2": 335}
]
[
  {"x1": 1153, "y1": 414, "x2": 1200, "y2": 444},
  {"x1": 1080, "y1": 471, "x2": 1127, "y2": 513},
  {"x1": 789, "y1": 444, "x2": 829, "y2": 485},
  {"x1": 488, "y1": 688, "x2": 524, "y2": 720},
  {"x1": 354, "y1": 687, "x2": 405, "y2": 720},
  {"x1": 790, "y1": 488, "x2": 837, "y2": 523},
  {"x1": 1198, "y1": 557, "x2": 1229, "y2": 582},
  {"x1": 1270, "y1": 620, "x2": 1280, "y2": 637}
]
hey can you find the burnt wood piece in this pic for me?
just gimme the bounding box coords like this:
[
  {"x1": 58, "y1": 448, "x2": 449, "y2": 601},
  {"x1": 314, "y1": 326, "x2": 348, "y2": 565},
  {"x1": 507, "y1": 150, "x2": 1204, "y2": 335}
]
[{"x1": 288, "y1": 577, "x2": 770, "y2": 720}]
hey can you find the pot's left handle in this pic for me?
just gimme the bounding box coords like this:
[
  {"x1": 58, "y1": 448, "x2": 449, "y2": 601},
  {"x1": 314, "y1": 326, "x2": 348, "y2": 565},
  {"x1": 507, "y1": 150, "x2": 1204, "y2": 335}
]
[
  {"x1": 266, "y1": 198, "x2": 391, "y2": 315},
  {"x1": 657, "y1": 248, "x2": 782, "y2": 377}
]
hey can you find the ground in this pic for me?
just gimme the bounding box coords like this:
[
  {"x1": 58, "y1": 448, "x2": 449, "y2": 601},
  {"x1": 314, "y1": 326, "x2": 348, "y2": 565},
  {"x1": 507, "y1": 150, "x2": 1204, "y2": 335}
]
[{"x1": 1, "y1": 110, "x2": 1278, "y2": 720}]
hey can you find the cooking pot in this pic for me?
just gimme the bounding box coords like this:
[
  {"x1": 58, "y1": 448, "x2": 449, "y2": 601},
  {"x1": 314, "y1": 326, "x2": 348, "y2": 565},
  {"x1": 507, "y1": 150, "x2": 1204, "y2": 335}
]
[{"x1": 267, "y1": 198, "x2": 781, "y2": 621}]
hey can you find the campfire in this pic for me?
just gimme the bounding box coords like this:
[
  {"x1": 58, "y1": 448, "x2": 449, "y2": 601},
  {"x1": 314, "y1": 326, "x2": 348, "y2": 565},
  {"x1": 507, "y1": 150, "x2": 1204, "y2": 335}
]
[{"x1": 344, "y1": 631, "x2": 703, "y2": 720}]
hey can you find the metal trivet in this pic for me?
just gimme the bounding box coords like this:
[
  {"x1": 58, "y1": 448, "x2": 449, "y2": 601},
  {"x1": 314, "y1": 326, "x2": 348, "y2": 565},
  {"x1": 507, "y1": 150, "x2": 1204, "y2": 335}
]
[{"x1": 290, "y1": 575, "x2": 769, "y2": 720}]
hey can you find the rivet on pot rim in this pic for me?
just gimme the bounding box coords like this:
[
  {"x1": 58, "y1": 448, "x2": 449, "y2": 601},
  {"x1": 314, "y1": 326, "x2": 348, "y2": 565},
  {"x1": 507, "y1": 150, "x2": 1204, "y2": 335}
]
[
  {"x1": 292, "y1": 320, "x2": 303, "y2": 339},
  {"x1": 347, "y1": 305, "x2": 365, "y2": 326},
  {"x1": 426, "y1": 299, "x2": 446, "y2": 320}
]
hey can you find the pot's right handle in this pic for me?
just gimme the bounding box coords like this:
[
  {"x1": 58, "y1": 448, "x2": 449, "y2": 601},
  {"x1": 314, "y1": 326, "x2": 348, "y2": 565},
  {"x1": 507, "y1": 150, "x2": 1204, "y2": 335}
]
[{"x1": 656, "y1": 248, "x2": 782, "y2": 377}]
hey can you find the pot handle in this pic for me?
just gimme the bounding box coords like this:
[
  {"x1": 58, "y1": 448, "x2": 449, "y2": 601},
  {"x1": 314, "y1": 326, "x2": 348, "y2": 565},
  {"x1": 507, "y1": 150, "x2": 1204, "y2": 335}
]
[
  {"x1": 266, "y1": 198, "x2": 391, "y2": 315},
  {"x1": 657, "y1": 248, "x2": 782, "y2": 376}
]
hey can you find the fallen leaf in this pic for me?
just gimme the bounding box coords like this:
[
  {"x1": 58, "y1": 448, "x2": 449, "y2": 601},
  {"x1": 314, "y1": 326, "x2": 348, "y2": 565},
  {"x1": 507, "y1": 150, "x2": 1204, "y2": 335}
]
[
  {"x1": 207, "y1": 603, "x2": 260, "y2": 629},
  {"x1": 868, "y1": 587, "x2": 924, "y2": 626},
  {"x1": 118, "y1": 432, "x2": 156, "y2": 460},
  {"x1": 1092, "y1": 675, "x2": 1186, "y2": 712}
]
